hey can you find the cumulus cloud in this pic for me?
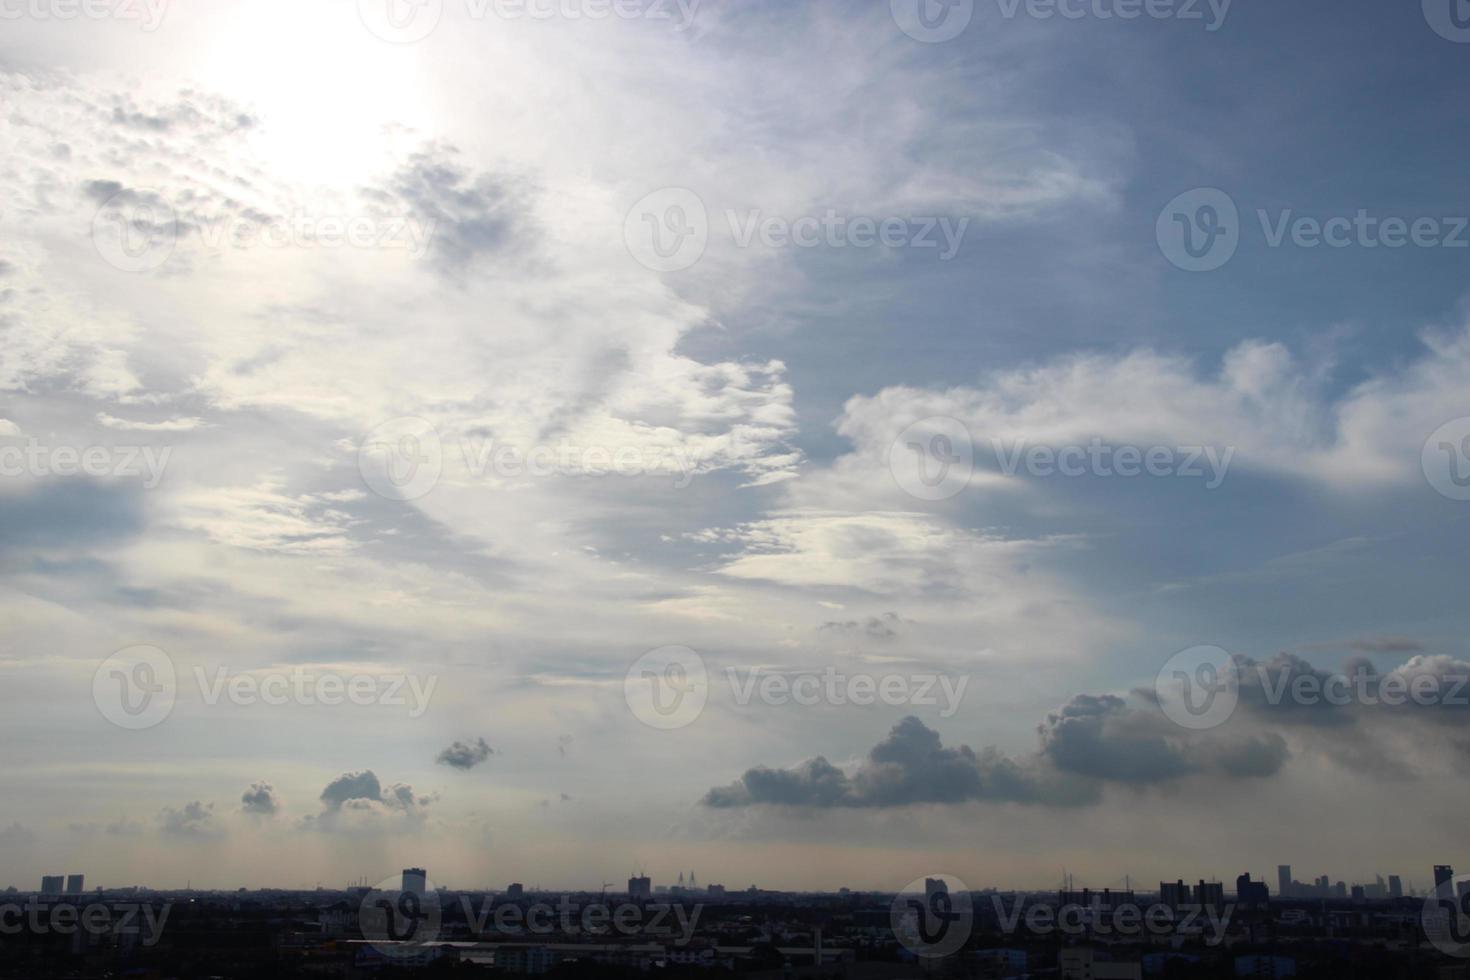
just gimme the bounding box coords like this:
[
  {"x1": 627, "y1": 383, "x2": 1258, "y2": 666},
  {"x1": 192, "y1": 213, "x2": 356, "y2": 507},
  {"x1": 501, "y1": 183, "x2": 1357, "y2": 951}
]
[
  {"x1": 241, "y1": 782, "x2": 281, "y2": 816},
  {"x1": 305, "y1": 771, "x2": 434, "y2": 832},
  {"x1": 437, "y1": 737, "x2": 494, "y2": 770},
  {"x1": 158, "y1": 801, "x2": 215, "y2": 837}
]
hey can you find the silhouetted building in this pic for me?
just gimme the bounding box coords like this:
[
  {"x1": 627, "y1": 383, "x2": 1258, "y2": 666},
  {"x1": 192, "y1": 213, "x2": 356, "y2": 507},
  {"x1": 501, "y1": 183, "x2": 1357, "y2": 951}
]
[
  {"x1": 1160, "y1": 881, "x2": 1189, "y2": 909},
  {"x1": 1278, "y1": 865, "x2": 1292, "y2": 898},
  {"x1": 925, "y1": 878, "x2": 948, "y2": 903},
  {"x1": 506, "y1": 883, "x2": 524, "y2": 898},
  {"x1": 1388, "y1": 875, "x2": 1403, "y2": 898},
  {"x1": 402, "y1": 868, "x2": 427, "y2": 894},
  {"x1": 40, "y1": 876, "x2": 63, "y2": 896},
  {"x1": 1195, "y1": 881, "x2": 1224, "y2": 909},
  {"x1": 1236, "y1": 873, "x2": 1269, "y2": 907},
  {"x1": 1435, "y1": 865, "x2": 1455, "y2": 890},
  {"x1": 65, "y1": 874, "x2": 84, "y2": 895},
  {"x1": 628, "y1": 876, "x2": 652, "y2": 900}
]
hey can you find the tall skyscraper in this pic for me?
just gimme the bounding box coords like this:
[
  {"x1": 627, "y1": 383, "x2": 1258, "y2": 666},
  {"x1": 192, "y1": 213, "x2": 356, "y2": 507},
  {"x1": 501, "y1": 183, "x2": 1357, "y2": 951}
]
[
  {"x1": 64, "y1": 874, "x2": 84, "y2": 895},
  {"x1": 628, "y1": 875, "x2": 652, "y2": 900},
  {"x1": 1278, "y1": 865, "x2": 1292, "y2": 898},
  {"x1": 402, "y1": 868, "x2": 427, "y2": 894},
  {"x1": 40, "y1": 876, "x2": 63, "y2": 896},
  {"x1": 1388, "y1": 875, "x2": 1403, "y2": 899},
  {"x1": 1436, "y1": 866, "x2": 1455, "y2": 892}
]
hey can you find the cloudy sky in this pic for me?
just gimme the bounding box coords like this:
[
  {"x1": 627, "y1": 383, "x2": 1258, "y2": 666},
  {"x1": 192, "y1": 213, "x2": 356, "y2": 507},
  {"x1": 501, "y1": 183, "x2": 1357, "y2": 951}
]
[{"x1": 2, "y1": 0, "x2": 1469, "y2": 895}]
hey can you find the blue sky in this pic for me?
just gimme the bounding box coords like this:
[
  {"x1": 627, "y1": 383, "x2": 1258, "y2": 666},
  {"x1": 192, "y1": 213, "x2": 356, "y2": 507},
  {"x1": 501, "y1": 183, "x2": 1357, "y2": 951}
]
[{"x1": 1, "y1": 0, "x2": 1468, "y2": 893}]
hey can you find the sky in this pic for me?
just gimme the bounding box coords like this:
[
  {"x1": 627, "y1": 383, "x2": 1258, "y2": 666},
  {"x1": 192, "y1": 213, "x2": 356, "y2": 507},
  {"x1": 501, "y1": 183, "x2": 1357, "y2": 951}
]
[{"x1": 1, "y1": 0, "x2": 1469, "y2": 895}]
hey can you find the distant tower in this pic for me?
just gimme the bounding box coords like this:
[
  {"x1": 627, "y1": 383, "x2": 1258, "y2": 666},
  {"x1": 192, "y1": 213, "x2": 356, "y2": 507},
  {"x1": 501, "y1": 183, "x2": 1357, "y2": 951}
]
[
  {"x1": 690, "y1": 871, "x2": 697, "y2": 890},
  {"x1": 677, "y1": 872, "x2": 684, "y2": 887},
  {"x1": 1389, "y1": 875, "x2": 1403, "y2": 899},
  {"x1": 40, "y1": 876, "x2": 63, "y2": 896},
  {"x1": 64, "y1": 875, "x2": 84, "y2": 895},
  {"x1": 1435, "y1": 865, "x2": 1455, "y2": 890},
  {"x1": 1277, "y1": 865, "x2": 1292, "y2": 898},
  {"x1": 402, "y1": 868, "x2": 427, "y2": 894},
  {"x1": 628, "y1": 875, "x2": 652, "y2": 900}
]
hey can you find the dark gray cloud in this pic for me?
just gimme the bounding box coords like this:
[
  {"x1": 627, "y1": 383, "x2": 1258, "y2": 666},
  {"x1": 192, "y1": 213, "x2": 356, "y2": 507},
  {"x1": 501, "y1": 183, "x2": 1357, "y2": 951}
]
[
  {"x1": 241, "y1": 782, "x2": 281, "y2": 816},
  {"x1": 704, "y1": 716, "x2": 1095, "y2": 810},
  {"x1": 818, "y1": 612, "x2": 905, "y2": 639},
  {"x1": 309, "y1": 771, "x2": 433, "y2": 830},
  {"x1": 436, "y1": 737, "x2": 493, "y2": 770}
]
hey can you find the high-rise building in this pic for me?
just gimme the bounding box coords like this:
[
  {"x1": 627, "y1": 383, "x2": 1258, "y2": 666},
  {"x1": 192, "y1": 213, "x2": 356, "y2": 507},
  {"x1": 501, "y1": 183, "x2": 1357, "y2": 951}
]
[
  {"x1": 1277, "y1": 865, "x2": 1292, "y2": 899},
  {"x1": 924, "y1": 878, "x2": 949, "y2": 903},
  {"x1": 64, "y1": 875, "x2": 84, "y2": 895},
  {"x1": 1195, "y1": 881, "x2": 1225, "y2": 909},
  {"x1": 1389, "y1": 875, "x2": 1403, "y2": 899},
  {"x1": 1160, "y1": 880, "x2": 1188, "y2": 909},
  {"x1": 402, "y1": 868, "x2": 427, "y2": 894},
  {"x1": 40, "y1": 876, "x2": 63, "y2": 896},
  {"x1": 1435, "y1": 866, "x2": 1455, "y2": 890},
  {"x1": 1236, "y1": 873, "x2": 1269, "y2": 906},
  {"x1": 628, "y1": 875, "x2": 652, "y2": 900},
  {"x1": 506, "y1": 883, "x2": 524, "y2": 899}
]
